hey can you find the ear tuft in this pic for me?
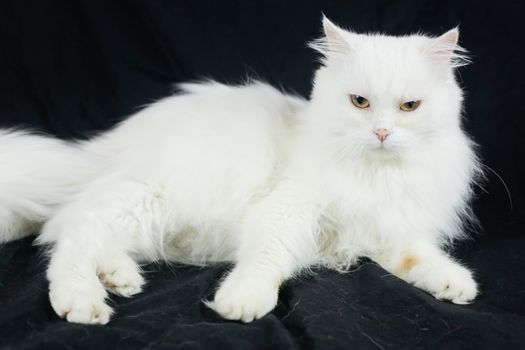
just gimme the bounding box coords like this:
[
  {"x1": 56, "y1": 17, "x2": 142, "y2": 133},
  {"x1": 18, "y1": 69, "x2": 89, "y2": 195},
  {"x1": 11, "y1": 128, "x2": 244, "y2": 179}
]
[{"x1": 426, "y1": 27, "x2": 470, "y2": 68}]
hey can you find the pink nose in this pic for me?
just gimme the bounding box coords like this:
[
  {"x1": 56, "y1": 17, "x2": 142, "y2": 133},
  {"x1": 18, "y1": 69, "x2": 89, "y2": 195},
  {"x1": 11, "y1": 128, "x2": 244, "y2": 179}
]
[{"x1": 373, "y1": 128, "x2": 390, "y2": 142}]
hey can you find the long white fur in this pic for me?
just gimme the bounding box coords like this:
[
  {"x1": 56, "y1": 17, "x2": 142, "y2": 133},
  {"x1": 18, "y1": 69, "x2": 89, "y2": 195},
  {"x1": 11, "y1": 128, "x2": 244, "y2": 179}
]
[
  {"x1": 0, "y1": 17, "x2": 481, "y2": 324},
  {"x1": 0, "y1": 130, "x2": 93, "y2": 243}
]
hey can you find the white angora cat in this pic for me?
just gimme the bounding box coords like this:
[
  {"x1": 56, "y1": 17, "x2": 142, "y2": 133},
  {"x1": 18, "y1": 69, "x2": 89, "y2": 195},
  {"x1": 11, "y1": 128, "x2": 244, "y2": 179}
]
[{"x1": 0, "y1": 17, "x2": 481, "y2": 324}]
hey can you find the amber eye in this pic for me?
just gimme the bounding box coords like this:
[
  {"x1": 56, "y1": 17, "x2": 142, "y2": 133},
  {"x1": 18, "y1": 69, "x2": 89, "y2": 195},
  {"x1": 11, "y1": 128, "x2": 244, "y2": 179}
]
[
  {"x1": 350, "y1": 95, "x2": 370, "y2": 109},
  {"x1": 400, "y1": 100, "x2": 421, "y2": 112}
]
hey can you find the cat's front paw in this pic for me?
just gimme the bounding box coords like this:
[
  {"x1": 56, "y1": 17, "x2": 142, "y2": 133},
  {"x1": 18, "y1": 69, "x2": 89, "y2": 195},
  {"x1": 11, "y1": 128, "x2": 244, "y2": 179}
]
[
  {"x1": 49, "y1": 282, "x2": 113, "y2": 324},
  {"x1": 208, "y1": 274, "x2": 279, "y2": 323},
  {"x1": 409, "y1": 262, "x2": 478, "y2": 304}
]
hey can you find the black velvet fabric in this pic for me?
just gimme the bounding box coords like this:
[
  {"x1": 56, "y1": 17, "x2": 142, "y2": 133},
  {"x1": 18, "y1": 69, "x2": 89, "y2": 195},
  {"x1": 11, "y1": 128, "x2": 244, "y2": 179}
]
[{"x1": 0, "y1": 1, "x2": 524, "y2": 349}]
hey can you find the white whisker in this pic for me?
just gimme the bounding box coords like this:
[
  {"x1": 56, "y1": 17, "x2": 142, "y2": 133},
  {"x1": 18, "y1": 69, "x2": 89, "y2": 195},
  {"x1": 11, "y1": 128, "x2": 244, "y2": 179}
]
[{"x1": 481, "y1": 163, "x2": 513, "y2": 211}]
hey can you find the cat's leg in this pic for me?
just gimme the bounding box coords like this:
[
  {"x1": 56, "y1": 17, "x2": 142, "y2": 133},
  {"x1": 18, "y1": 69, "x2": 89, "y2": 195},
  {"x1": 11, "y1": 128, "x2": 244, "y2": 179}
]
[
  {"x1": 370, "y1": 240, "x2": 478, "y2": 304},
  {"x1": 49, "y1": 244, "x2": 145, "y2": 324},
  {"x1": 47, "y1": 235, "x2": 114, "y2": 324},
  {"x1": 46, "y1": 221, "x2": 146, "y2": 324},
  {"x1": 209, "y1": 185, "x2": 319, "y2": 322},
  {"x1": 41, "y1": 181, "x2": 162, "y2": 324}
]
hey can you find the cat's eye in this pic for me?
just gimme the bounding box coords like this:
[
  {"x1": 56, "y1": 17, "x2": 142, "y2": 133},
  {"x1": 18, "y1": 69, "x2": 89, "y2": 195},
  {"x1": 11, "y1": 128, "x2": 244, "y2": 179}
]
[
  {"x1": 350, "y1": 95, "x2": 370, "y2": 109},
  {"x1": 400, "y1": 100, "x2": 421, "y2": 112}
]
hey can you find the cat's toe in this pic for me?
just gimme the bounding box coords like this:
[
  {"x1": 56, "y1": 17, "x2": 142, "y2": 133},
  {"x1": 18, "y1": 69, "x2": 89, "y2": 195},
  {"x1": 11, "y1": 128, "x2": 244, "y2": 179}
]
[
  {"x1": 99, "y1": 257, "x2": 144, "y2": 297},
  {"x1": 208, "y1": 275, "x2": 278, "y2": 323},
  {"x1": 49, "y1": 283, "x2": 112, "y2": 325}
]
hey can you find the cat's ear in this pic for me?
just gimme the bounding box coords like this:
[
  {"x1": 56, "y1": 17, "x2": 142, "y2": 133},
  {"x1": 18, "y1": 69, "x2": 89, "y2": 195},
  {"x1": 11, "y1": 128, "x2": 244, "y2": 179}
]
[
  {"x1": 425, "y1": 27, "x2": 470, "y2": 68},
  {"x1": 309, "y1": 15, "x2": 352, "y2": 57},
  {"x1": 322, "y1": 16, "x2": 352, "y2": 54}
]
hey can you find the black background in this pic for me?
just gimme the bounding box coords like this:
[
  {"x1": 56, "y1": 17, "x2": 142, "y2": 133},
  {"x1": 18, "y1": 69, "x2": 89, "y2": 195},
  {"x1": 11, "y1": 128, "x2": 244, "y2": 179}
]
[{"x1": 0, "y1": 0, "x2": 524, "y2": 349}]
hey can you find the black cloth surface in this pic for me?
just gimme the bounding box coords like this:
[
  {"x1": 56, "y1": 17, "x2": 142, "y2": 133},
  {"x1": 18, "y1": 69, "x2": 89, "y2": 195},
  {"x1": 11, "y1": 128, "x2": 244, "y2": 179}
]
[{"x1": 0, "y1": 1, "x2": 524, "y2": 349}]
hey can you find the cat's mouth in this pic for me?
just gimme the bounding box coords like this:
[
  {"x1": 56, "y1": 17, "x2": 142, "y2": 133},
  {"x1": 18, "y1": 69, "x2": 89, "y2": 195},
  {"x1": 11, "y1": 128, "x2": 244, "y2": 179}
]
[
  {"x1": 367, "y1": 142, "x2": 400, "y2": 158},
  {"x1": 375, "y1": 141, "x2": 390, "y2": 150}
]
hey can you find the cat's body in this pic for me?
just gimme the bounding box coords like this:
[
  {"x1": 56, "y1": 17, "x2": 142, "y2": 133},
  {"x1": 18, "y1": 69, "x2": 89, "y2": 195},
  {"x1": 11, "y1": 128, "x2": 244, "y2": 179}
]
[{"x1": 0, "y1": 18, "x2": 481, "y2": 324}]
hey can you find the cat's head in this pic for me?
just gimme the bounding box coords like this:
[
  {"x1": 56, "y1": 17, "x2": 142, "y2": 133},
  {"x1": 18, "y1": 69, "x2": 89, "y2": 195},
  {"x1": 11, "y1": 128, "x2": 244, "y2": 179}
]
[{"x1": 309, "y1": 16, "x2": 469, "y2": 161}]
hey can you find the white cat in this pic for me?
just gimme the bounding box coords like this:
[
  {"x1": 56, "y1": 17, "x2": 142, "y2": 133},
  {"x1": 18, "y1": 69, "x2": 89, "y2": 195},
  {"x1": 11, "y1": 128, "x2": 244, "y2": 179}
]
[{"x1": 0, "y1": 17, "x2": 481, "y2": 324}]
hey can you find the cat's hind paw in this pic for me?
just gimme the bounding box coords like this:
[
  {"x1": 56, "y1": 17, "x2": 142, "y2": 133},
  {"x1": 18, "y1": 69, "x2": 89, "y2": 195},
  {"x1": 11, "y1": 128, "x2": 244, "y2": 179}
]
[
  {"x1": 207, "y1": 275, "x2": 279, "y2": 323},
  {"x1": 98, "y1": 256, "x2": 144, "y2": 297},
  {"x1": 49, "y1": 283, "x2": 112, "y2": 325}
]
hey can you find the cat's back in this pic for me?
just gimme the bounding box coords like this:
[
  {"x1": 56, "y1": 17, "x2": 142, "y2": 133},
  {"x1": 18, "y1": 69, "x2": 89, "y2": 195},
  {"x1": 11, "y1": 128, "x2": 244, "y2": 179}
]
[
  {"x1": 86, "y1": 81, "x2": 305, "y2": 161},
  {"x1": 82, "y1": 82, "x2": 306, "y2": 227}
]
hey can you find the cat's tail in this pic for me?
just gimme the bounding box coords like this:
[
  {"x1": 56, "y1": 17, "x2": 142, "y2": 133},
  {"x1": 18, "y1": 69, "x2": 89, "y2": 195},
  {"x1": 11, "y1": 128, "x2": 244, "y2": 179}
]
[{"x1": 0, "y1": 129, "x2": 91, "y2": 243}]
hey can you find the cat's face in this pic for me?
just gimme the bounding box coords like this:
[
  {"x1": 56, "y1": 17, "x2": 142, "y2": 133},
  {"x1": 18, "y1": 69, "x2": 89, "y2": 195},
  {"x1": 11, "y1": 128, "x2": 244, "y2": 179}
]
[{"x1": 310, "y1": 17, "x2": 467, "y2": 161}]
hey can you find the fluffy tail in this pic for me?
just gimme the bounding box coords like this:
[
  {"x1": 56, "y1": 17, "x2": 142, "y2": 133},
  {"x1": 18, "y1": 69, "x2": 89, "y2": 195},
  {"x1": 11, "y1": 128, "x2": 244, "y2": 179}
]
[{"x1": 0, "y1": 129, "x2": 90, "y2": 243}]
